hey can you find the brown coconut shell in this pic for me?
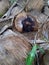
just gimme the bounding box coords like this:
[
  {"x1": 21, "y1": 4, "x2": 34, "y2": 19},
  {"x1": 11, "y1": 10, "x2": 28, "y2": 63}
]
[
  {"x1": 0, "y1": 30, "x2": 32, "y2": 65},
  {"x1": 13, "y1": 12, "x2": 38, "y2": 33}
]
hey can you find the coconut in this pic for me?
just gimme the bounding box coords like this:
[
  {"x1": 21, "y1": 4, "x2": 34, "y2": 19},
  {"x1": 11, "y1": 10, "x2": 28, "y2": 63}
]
[
  {"x1": 0, "y1": 30, "x2": 32, "y2": 65},
  {"x1": 25, "y1": 0, "x2": 45, "y2": 11},
  {"x1": 14, "y1": 12, "x2": 38, "y2": 32}
]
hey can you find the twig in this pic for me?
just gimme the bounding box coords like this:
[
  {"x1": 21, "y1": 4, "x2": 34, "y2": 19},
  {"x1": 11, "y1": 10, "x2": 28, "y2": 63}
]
[
  {"x1": 0, "y1": 16, "x2": 13, "y2": 22},
  {"x1": 2, "y1": 0, "x2": 29, "y2": 18},
  {"x1": 2, "y1": 1, "x2": 18, "y2": 18}
]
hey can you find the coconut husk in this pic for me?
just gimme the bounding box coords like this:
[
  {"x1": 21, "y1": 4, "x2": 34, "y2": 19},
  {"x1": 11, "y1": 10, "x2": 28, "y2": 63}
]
[
  {"x1": 44, "y1": 50, "x2": 49, "y2": 65},
  {"x1": 0, "y1": 0, "x2": 10, "y2": 17},
  {"x1": 36, "y1": 13, "x2": 48, "y2": 24},
  {"x1": 0, "y1": 30, "x2": 32, "y2": 65},
  {"x1": 25, "y1": 0, "x2": 45, "y2": 11},
  {"x1": 44, "y1": 6, "x2": 49, "y2": 16},
  {"x1": 39, "y1": 42, "x2": 49, "y2": 65}
]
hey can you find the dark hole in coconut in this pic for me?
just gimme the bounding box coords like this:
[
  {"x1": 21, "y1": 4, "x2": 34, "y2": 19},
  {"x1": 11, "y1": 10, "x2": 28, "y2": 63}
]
[{"x1": 22, "y1": 16, "x2": 35, "y2": 32}]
